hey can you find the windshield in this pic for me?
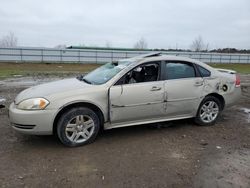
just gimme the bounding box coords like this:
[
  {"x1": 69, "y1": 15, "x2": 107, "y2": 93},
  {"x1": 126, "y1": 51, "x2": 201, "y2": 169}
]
[{"x1": 82, "y1": 61, "x2": 132, "y2": 85}]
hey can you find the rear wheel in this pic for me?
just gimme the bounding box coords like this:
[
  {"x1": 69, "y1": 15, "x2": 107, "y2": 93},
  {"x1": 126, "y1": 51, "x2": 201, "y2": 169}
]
[
  {"x1": 57, "y1": 107, "x2": 100, "y2": 147},
  {"x1": 195, "y1": 96, "x2": 222, "y2": 126}
]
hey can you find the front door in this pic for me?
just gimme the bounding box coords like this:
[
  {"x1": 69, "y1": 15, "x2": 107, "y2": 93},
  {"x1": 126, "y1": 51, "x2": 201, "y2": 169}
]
[{"x1": 109, "y1": 62, "x2": 165, "y2": 125}]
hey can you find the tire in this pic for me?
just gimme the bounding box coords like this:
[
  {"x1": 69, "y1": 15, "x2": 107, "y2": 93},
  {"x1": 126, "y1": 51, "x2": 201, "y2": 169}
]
[
  {"x1": 57, "y1": 107, "x2": 100, "y2": 147},
  {"x1": 195, "y1": 96, "x2": 222, "y2": 126}
]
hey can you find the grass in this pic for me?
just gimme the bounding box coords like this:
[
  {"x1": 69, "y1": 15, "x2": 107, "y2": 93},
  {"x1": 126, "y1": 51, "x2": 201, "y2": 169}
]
[
  {"x1": 0, "y1": 62, "x2": 250, "y2": 80},
  {"x1": 0, "y1": 63, "x2": 100, "y2": 79},
  {"x1": 209, "y1": 63, "x2": 250, "y2": 74}
]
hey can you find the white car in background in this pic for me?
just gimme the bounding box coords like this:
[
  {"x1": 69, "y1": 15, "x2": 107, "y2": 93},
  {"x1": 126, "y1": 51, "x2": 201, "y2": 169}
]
[{"x1": 9, "y1": 53, "x2": 241, "y2": 147}]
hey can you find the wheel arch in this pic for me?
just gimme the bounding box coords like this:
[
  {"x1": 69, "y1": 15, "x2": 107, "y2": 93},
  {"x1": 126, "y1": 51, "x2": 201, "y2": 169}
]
[
  {"x1": 205, "y1": 93, "x2": 225, "y2": 110},
  {"x1": 53, "y1": 102, "x2": 105, "y2": 135}
]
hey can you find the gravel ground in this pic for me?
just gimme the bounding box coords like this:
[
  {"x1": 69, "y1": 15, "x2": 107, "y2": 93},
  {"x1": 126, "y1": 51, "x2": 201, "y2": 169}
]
[{"x1": 0, "y1": 75, "x2": 250, "y2": 188}]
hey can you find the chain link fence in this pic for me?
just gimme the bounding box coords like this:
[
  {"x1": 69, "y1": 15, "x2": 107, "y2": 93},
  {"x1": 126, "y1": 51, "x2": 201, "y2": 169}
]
[{"x1": 0, "y1": 47, "x2": 250, "y2": 64}]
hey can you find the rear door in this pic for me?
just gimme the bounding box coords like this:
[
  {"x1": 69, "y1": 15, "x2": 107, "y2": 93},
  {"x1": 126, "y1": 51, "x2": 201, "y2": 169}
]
[{"x1": 163, "y1": 61, "x2": 204, "y2": 117}]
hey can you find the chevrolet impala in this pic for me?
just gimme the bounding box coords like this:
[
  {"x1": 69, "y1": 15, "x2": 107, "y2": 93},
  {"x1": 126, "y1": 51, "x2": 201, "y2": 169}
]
[{"x1": 9, "y1": 53, "x2": 241, "y2": 147}]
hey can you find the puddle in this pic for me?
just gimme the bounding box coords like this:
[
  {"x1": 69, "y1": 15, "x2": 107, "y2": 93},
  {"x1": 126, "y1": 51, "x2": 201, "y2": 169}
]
[
  {"x1": 194, "y1": 150, "x2": 250, "y2": 188},
  {"x1": 0, "y1": 77, "x2": 66, "y2": 88}
]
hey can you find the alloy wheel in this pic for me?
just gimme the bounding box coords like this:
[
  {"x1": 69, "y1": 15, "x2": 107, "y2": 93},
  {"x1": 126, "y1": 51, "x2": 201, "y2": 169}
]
[
  {"x1": 199, "y1": 101, "x2": 219, "y2": 123},
  {"x1": 65, "y1": 115, "x2": 95, "y2": 143}
]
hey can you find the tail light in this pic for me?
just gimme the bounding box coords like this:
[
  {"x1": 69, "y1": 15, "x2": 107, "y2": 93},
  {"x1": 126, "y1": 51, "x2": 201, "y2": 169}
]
[{"x1": 235, "y1": 74, "x2": 241, "y2": 87}]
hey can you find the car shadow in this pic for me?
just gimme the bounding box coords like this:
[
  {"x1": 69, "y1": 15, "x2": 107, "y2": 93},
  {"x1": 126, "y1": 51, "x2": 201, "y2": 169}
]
[
  {"x1": 15, "y1": 118, "x2": 196, "y2": 148},
  {"x1": 15, "y1": 134, "x2": 63, "y2": 148},
  {"x1": 97, "y1": 118, "x2": 195, "y2": 141}
]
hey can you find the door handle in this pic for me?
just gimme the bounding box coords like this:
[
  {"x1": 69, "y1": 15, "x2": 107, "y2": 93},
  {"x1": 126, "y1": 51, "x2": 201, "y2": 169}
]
[
  {"x1": 150, "y1": 86, "x2": 162, "y2": 91},
  {"x1": 194, "y1": 81, "x2": 204, "y2": 86}
]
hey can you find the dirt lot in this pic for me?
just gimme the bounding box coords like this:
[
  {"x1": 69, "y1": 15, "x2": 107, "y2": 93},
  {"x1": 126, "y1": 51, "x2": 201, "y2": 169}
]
[{"x1": 0, "y1": 75, "x2": 250, "y2": 188}]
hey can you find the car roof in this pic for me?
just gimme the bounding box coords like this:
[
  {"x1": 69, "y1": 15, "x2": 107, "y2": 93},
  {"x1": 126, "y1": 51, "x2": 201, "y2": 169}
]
[{"x1": 122, "y1": 53, "x2": 215, "y2": 72}]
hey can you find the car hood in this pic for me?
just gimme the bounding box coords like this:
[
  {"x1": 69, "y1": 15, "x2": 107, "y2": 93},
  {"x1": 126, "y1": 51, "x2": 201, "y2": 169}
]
[{"x1": 15, "y1": 78, "x2": 91, "y2": 104}]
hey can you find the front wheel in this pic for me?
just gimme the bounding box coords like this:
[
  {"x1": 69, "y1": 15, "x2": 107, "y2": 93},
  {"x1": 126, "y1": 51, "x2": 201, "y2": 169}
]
[
  {"x1": 57, "y1": 107, "x2": 100, "y2": 147},
  {"x1": 195, "y1": 96, "x2": 222, "y2": 126}
]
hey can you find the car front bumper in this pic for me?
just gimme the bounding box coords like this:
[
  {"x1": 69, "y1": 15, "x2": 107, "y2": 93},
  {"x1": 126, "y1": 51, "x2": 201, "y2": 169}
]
[{"x1": 9, "y1": 103, "x2": 56, "y2": 135}]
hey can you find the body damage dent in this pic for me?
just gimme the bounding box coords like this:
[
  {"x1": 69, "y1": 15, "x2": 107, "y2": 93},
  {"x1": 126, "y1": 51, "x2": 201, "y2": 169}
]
[{"x1": 203, "y1": 76, "x2": 235, "y2": 97}]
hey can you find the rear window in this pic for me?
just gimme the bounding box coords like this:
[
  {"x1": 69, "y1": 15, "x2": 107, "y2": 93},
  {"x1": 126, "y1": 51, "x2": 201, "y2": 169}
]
[
  {"x1": 166, "y1": 62, "x2": 196, "y2": 80},
  {"x1": 197, "y1": 65, "x2": 211, "y2": 77}
]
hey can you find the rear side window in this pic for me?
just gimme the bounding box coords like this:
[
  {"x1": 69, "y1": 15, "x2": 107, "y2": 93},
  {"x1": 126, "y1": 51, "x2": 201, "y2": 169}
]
[
  {"x1": 166, "y1": 62, "x2": 196, "y2": 80},
  {"x1": 197, "y1": 65, "x2": 211, "y2": 77}
]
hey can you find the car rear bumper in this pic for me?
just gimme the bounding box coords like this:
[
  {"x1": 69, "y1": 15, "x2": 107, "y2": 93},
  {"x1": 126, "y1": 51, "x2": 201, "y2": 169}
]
[
  {"x1": 224, "y1": 86, "x2": 242, "y2": 107},
  {"x1": 9, "y1": 103, "x2": 55, "y2": 135}
]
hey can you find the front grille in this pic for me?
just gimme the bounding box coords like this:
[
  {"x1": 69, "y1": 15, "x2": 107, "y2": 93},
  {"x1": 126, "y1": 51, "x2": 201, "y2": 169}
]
[{"x1": 13, "y1": 123, "x2": 36, "y2": 129}]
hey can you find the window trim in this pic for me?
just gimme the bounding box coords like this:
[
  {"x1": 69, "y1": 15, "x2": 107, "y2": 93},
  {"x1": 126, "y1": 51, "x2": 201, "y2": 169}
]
[
  {"x1": 114, "y1": 61, "x2": 163, "y2": 85},
  {"x1": 164, "y1": 60, "x2": 200, "y2": 80}
]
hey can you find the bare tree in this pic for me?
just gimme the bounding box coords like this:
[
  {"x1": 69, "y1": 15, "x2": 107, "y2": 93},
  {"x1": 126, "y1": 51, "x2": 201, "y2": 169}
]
[
  {"x1": 105, "y1": 41, "x2": 112, "y2": 48},
  {"x1": 205, "y1": 43, "x2": 209, "y2": 52},
  {"x1": 190, "y1": 36, "x2": 209, "y2": 52},
  {"x1": 134, "y1": 37, "x2": 148, "y2": 49},
  {"x1": 0, "y1": 32, "x2": 18, "y2": 47}
]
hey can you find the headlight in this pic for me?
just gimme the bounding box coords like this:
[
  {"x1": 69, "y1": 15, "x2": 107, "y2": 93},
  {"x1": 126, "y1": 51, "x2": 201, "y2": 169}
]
[{"x1": 17, "y1": 98, "x2": 50, "y2": 110}]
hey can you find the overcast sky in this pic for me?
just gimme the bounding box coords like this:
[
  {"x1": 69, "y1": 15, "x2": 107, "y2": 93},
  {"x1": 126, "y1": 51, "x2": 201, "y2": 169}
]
[{"x1": 0, "y1": 0, "x2": 249, "y2": 49}]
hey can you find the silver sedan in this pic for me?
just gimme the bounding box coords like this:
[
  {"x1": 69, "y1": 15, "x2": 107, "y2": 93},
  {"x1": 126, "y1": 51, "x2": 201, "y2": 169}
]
[{"x1": 9, "y1": 53, "x2": 241, "y2": 147}]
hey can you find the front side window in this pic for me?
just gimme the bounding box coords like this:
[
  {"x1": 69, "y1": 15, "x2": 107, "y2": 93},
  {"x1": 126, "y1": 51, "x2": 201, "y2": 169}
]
[
  {"x1": 166, "y1": 62, "x2": 196, "y2": 80},
  {"x1": 82, "y1": 61, "x2": 132, "y2": 85},
  {"x1": 116, "y1": 62, "x2": 160, "y2": 85}
]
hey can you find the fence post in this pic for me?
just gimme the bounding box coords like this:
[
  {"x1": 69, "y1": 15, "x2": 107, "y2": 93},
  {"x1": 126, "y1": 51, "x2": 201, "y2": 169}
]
[
  {"x1": 20, "y1": 48, "x2": 23, "y2": 62},
  {"x1": 78, "y1": 50, "x2": 80, "y2": 63},
  {"x1": 219, "y1": 54, "x2": 222, "y2": 63},
  {"x1": 95, "y1": 50, "x2": 97, "y2": 63},
  {"x1": 247, "y1": 54, "x2": 250, "y2": 64},
  {"x1": 60, "y1": 50, "x2": 62, "y2": 62},
  {"x1": 111, "y1": 51, "x2": 113, "y2": 62},
  {"x1": 41, "y1": 49, "x2": 43, "y2": 62},
  {"x1": 238, "y1": 55, "x2": 240, "y2": 64},
  {"x1": 210, "y1": 54, "x2": 212, "y2": 63},
  {"x1": 229, "y1": 54, "x2": 232, "y2": 63}
]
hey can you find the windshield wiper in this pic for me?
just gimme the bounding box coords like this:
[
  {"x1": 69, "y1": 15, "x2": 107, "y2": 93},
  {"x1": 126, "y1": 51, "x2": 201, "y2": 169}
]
[{"x1": 77, "y1": 75, "x2": 92, "y2": 84}]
